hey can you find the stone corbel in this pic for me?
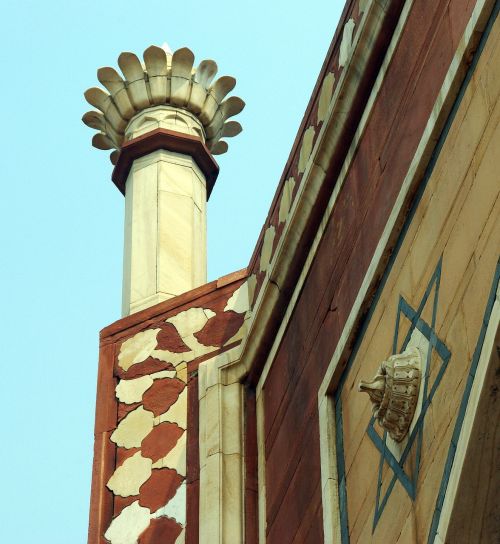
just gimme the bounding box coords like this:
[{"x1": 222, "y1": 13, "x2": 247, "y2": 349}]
[{"x1": 358, "y1": 346, "x2": 422, "y2": 442}]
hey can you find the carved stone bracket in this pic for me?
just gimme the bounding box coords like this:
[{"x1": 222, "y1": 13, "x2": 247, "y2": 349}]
[{"x1": 358, "y1": 347, "x2": 422, "y2": 442}]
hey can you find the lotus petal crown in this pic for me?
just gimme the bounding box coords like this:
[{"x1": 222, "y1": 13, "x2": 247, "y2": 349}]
[{"x1": 83, "y1": 45, "x2": 245, "y2": 163}]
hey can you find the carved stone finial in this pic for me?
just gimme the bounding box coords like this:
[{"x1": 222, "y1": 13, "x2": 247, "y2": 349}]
[
  {"x1": 83, "y1": 44, "x2": 245, "y2": 163},
  {"x1": 358, "y1": 347, "x2": 422, "y2": 442}
]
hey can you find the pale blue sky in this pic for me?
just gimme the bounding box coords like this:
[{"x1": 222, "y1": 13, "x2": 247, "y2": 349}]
[{"x1": 0, "y1": 1, "x2": 342, "y2": 542}]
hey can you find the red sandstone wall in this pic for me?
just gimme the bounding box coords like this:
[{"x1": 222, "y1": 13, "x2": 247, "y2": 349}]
[{"x1": 260, "y1": 1, "x2": 476, "y2": 542}]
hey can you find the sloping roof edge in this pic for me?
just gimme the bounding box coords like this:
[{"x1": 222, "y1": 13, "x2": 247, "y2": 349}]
[{"x1": 240, "y1": 0, "x2": 407, "y2": 384}]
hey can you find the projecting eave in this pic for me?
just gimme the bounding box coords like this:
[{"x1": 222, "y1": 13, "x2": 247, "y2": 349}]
[{"x1": 233, "y1": 0, "x2": 407, "y2": 384}]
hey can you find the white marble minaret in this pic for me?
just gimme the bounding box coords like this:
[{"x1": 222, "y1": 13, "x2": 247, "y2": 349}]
[{"x1": 83, "y1": 43, "x2": 244, "y2": 315}]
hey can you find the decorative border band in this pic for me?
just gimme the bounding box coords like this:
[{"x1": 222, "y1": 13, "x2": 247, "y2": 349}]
[{"x1": 112, "y1": 128, "x2": 219, "y2": 198}]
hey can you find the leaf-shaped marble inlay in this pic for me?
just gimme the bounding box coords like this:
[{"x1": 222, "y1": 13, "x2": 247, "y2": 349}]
[
  {"x1": 278, "y1": 177, "x2": 296, "y2": 224},
  {"x1": 151, "y1": 482, "x2": 187, "y2": 527},
  {"x1": 111, "y1": 406, "x2": 155, "y2": 448},
  {"x1": 106, "y1": 452, "x2": 152, "y2": 497},
  {"x1": 104, "y1": 501, "x2": 151, "y2": 544},
  {"x1": 224, "y1": 281, "x2": 251, "y2": 314},
  {"x1": 259, "y1": 226, "x2": 276, "y2": 273},
  {"x1": 298, "y1": 126, "x2": 315, "y2": 174},
  {"x1": 317, "y1": 72, "x2": 335, "y2": 124},
  {"x1": 151, "y1": 431, "x2": 187, "y2": 476},
  {"x1": 118, "y1": 328, "x2": 160, "y2": 371},
  {"x1": 155, "y1": 387, "x2": 187, "y2": 430}
]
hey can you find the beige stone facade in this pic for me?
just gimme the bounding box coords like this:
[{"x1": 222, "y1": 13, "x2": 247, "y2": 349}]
[{"x1": 332, "y1": 23, "x2": 500, "y2": 535}]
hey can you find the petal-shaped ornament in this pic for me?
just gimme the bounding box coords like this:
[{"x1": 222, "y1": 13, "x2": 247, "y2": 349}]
[
  {"x1": 205, "y1": 97, "x2": 244, "y2": 139},
  {"x1": 205, "y1": 109, "x2": 224, "y2": 139},
  {"x1": 84, "y1": 87, "x2": 126, "y2": 132},
  {"x1": 92, "y1": 133, "x2": 115, "y2": 150},
  {"x1": 82, "y1": 110, "x2": 122, "y2": 146},
  {"x1": 221, "y1": 96, "x2": 245, "y2": 119},
  {"x1": 195, "y1": 59, "x2": 217, "y2": 87},
  {"x1": 198, "y1": 93, "x2": 218, "y2": 125},
  {"x1": 221, "y1": 120, "x2": 242, "y2": 138},
  {"x1": 187, "y1": 81, "x2": 208, "y2": 114},
  {"x1": 171, "y1": 47, "x2": 195, "y2": 106},
  {"x1": 143, "y1": 45, "x2": 169, "y2": 105},
  {"x1": 82, "y1": 110, "x2": 105, "y2": 131},
  {"x1": 206, "y1": 120, "x2": 242, "y2": 148},
  {"x1": 118, "y1": 52, "x2": 150, "y2": 110},
  {"x1": 211, "y1": 76, "x2": 236, "y2": 104},
  {"x1": 84, "y1": 86, "x2": 110, "y2": 112},
  {"x1": 97, "y1": 67, "x2": 135, "y2": 119},
  {"x1": 206, "y1": 135, "x2": 220, "y2": 150},
  {"x1": 211, "y1": 140, "x2": 228, "y2": 155}
]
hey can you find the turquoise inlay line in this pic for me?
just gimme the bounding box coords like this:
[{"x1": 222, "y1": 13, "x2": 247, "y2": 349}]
[
  {"x1": 332, "y1": 2, "x2": 498, "y2": 538},
  {"x1": 368, "y1": 258, "x2": 450, "y2": 528},
  {"x1": 334, "y1": 396, "x2": 349, "y2": 544},
  {"x1": 392, "y1": 296, "x2": 403, "y2": 354},
  {"x1": 424, "y1": 261, "x2": 442, "y2": 494},
  {"x1": 426, "y1": 4, "x2": 500, "y2": 538},
  {"x1": 399, "y1": 257, "x2": 442, "y2": 352},
  {"x1": 373, "y1": 428, "x2": 387, "y2": 531},
  {"x1": 367, "y1": 425, "x2": 415, "y2": 496},
  {"x1": 427, "y1": 259, "x2": 500, "y2": 543}
]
